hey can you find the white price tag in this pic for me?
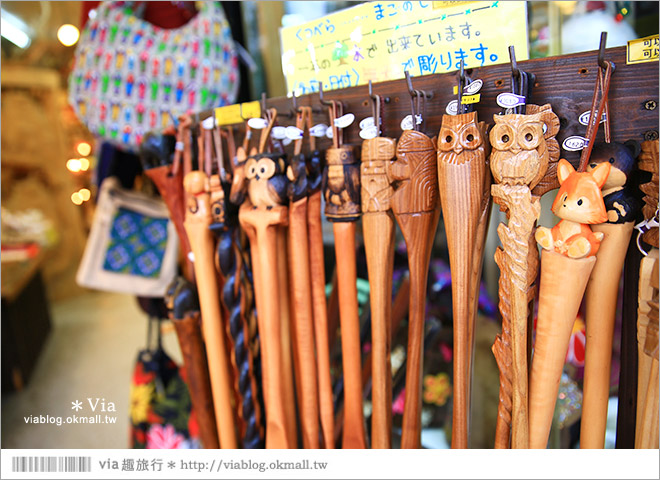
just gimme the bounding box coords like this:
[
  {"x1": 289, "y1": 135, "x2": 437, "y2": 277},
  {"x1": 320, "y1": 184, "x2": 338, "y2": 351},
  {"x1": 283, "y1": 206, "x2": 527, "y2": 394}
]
[
  {"x1": 271, "y1": 126, "x2": 287, "y2": 139},
  {"x1": 464, "y1": 79, "x2": 483, "y2": 95},
  {"x1": 201, "y1": 117, "x2": 215, "y2": 130},
  {"x1": 285, "y1": 126, "x2": 304, "y2": 140},
  {"x1": 326, "y1": 128, "x2": 333, "y2": 139},
  {"x1": 562, "y1": 135, "x2": 589, "y2": 151},
  {"x1": 310, "y1": 123, "x2": 328, "y2": 137},
  {"x1": 400, "y1": 114, "x2": 422, "y2": 131},
  {"x1": 282, "y1": 137, "x2": 293, "y2": 146},
  {"x1": 359, "y1": 116, "x2": 375, "y2": 130},
  {"x1": 446, "y1": 100, "x2": 458, "y2": 115},
  {"x1": 359, "y1": 125, "x2": 379, "y2": 139},
  {"x1": 334, "y1": 113, "x2": 355, "y2": 129},
  {"x1": 578, "y1": 111, "x2": 607, "y2": 126},
  {"x1": 247, "y1": 117, "x2": 268, "y2": 129},
  {"x1": 496, "y1": 92, "x2": 526, "y2": 109}
]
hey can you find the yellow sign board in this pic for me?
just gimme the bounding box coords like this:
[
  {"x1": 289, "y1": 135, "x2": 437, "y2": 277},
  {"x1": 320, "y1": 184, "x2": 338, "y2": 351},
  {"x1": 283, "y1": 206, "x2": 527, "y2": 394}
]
[
  {"x1": 461, "y1": 93, "x2": 481, "y2": 104},
  {"x1": 214, "y1": 101, "x2": 261, "y2": 126},
  {"x1": 627, "y1": 34, "x2": 659, "y2": 64},
  {"x1": 280, "y1": 1, "x2": 528, "y2": 95}
]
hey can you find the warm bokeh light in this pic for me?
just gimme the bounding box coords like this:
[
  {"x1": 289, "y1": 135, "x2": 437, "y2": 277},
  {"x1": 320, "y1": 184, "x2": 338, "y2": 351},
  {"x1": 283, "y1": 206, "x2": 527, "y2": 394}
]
[
  {"x1": 79, "y1": 188, "x2": 91, "y2": 201},
  {"x1": 76, "y1": 141, "x2": 92, "y2": 156},
  {"x1": 66, "y1": 158, "x2": 81, "y2": 172},
  {"x1": 71, "y1": 192, "x2": 83, "y2": 205},
  {"x1": 79, "y1": 158, "x2": 90, "y2": 171},
  {"x1": 57, "y1": 24, "x2": 80, "y2": 47}
]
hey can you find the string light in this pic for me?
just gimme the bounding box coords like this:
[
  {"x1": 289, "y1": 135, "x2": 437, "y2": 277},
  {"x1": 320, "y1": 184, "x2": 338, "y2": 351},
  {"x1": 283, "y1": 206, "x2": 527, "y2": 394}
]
[
  {"x1": 76, "y1": 141, "x2": 92, "y2": 156},
  {"x1": 79, "y1": 188, "x2": 91, "y2": 201},
  {"x1": 71, "y1": 192, "x2": 83, "y2": 205},
  {"x1": 57, "y1": 24, "x2": 79, "y2": 46},
  {"x1": 66, "y1": 158, "x2": 82, "y2": 172},
  {"x1": 79, "y1": 158, "x2": 90, "y2": 171}
]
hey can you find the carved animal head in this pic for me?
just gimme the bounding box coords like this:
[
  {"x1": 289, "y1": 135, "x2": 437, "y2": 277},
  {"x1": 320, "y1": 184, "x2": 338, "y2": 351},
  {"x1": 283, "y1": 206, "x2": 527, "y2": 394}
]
[
  {"x1": 551, "y1": 159, "x2": 611, "y2": 224},
  {"x1": 586, "y1": 140, "x2": 640, "y2": 190},
  {"x1": 490, "y1": 112, "x2": 550, "y2": 188},
  {"x1": 229, "y1": 146, "x2": 249, "y2": 205},
  {"x1": 437, "y1": 112, "x2": 485, "y2": 157},
  {"x1": 245, "y1": 152, "x2": 288, "y2": 207}
]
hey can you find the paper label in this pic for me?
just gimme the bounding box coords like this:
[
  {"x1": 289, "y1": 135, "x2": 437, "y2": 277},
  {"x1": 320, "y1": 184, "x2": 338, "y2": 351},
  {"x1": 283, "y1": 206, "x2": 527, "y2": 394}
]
[
  {"x1": 627, "y1": 34, "x2": 659, "y2": 65},
  {"x1": 214, "y1": 101, "x2": 261, "y2": 126},
  {"x1": 446, "y1": 100, "x2": 458, "y2": 115},
  {"x1": 326, "y1": 128, "x2": 333, "y2": 139},
  {"x1": 359, "y1": 116, "x2": 375, "y2": 130},
  {"x1": 496, "y1": 92, "x2": 526, "y2": 108},
  {"x1": 285, "y1": 126, "x2": 304, "y2": 140},
  {"x1": 310, "y1": 123, "x2": 328, "y2": 137},
  {"x1": 271, "y1": 126, "x2": 287, "y2": 139},
  {"x1": 247, "y1": 117, "x2": 268, "y2": 130},
  {"x1": 334, "y1": 113, "x2": 355, "y2": 128},
  {"x1": 359, "y1": 125, "x2": 379, "y2": 139},
  {"x1": 578, "y1": 111, "x2": 607, "y2": 127},
  {"x1": 201, "y1": 117, "x2": 215, "y2": 130},
  {"x1": 562, "y1": 135, "x2": 589, "y2": 151},
  {"x1": 400, "y1": 114, "x2": 423, "y2": 131},
  {"x1": 461, "y1": 93, "x2": 481, "y2": 104}
]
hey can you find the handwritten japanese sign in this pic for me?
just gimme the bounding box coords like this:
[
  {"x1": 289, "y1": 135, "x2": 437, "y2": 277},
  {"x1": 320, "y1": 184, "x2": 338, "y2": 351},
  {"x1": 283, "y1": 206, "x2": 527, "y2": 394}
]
[
  {"x1": 280, "y1": 1, "x2": 528, "y2": 95},
  {"x1": 627, "y1": 34, "x2": 659, "y2": 65}
]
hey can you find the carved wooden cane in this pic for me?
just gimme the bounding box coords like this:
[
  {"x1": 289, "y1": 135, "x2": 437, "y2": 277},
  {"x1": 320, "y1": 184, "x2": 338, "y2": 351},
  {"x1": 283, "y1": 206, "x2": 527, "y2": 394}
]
[
  {"x1": 531, "y1": 159, "x2": 612, "y2": 449},
  {"x1": 390, "y1": 119, "x2": 440, "y2": 448},
  {"x1": 635, "y1": 139, "x2": 659, "y2": 449},
  {"x1": 489, "y1": 104, "x2": 560, "y2": 449},
  {"x1": 182, "y1": 117, "x2": 238, "y2": 449},
  {"x1": 360, "y1": 87, "x2": 396, "y2": 449},
  {"x1": 207, "y1": 125, "x2": 265, "y2": 449},
  {"x1": 304, "y1": 111, "x2": 335, "y2": 449},
  {"x1": 321, "y1": 95, "x2": 366, "y2": 448},
  {"x1": 581, "y1": 141, "x2": 639, "y2": 448},
  {"x1": 286, "y1": 106, "x2": 320, "y2": 448},
  {"x1": 437, "y1": 70, "x2": 491, "y2": 448},
  {"x1": 238, "y1": 108, "x2": 293, "y2": 448},
  {"x1": 165, "y1": 277, "x2": 220, "y2": 449}
]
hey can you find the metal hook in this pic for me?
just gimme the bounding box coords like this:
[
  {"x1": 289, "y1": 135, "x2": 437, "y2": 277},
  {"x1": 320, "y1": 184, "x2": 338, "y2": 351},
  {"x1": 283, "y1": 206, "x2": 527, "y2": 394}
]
[
  {"x1": 261, "y1": 92, "x2": 268, "y2": 118},
  {"x1": 238, "y1": 102, "x2": 248, "y2": 121},
  {"x1": 404, "y1": 70, "x2": 416, "y2": 100},
  {"x1": 368, "y1": 80, "x2": 381, "y2": 133},
  {"x1": 509, "y1": 45, "x2": 520, "y2": 78},
  {"x1": 598, "y1": 31, "x2": 608, "y2": 69},
  {"x1": 318, "y1": 81, "x2": 333, "y2": 107}
]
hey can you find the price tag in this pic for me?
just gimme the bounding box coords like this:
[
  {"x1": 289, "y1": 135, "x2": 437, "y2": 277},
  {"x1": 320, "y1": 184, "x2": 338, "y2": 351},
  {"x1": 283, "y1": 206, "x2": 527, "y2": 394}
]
[
  {"x1": 359, "y1": 125, "x2": 379, "y2": 139},
  {"x1": 326, "y1": 128, "x2": 333, "y2": 139},
  {"x1": 334, "y1": 113, "x2": 355, "y2": 129},
  {"x1": 310, "y1": 124, "x2": 328, "y2": 137},
  {"x1": 446, "y1": 100, "x2": 458, "y2": 115},
  {"x1": 359, "y1": 116, "x2": 375, "y2": 130},
  {"x1": 201, "y1": 116, "x2": 215, "y2": 130},
  {"x1": 562, "y1": 135, "x2": 589, "y2": 151},
  {"x1": 578, "y1": 111, "x2": 607, "y2": 126},
  {"x1": 282, "y1": 137, "x2": 293, "y2": 146},
  {"x1": 271, "y1": 126, "x2": 287, "y2": 139},
  {"x1": 285, "y1": 126, "x2": 304, "y2": 140},
  {"x1": 247, "y1": 117, "x2": 268, "y2": 130},
  {"x1": 461, "y1": 94, "x2": 481, "y2": 105},
  {"x1": 497, "y1": 92, "x2": 526, "y2": 109},
  {"x1": 400, "y1": 114, "x2": 422, "y2": 131}
]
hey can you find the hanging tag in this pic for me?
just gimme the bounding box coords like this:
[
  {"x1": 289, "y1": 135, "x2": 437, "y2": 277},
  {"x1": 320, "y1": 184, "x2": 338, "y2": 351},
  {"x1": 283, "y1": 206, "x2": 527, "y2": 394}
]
[
  {"x1": 400, "y1": 114, "x2": 423, "y2": 131},
  {"x1": 326, "y1": 128, "x2": 334, "y2": 139},
  {"x1": 359, "y1": 116, "x2": 375, "y2": 130},
  {"x1": 461, "y1": 93, "x2": 481, "y2": 105},
  {"x1": 452, "y1": 79, "x2": 483, "y2": 95},
  {"x1": 578, "y1": 111, "x2": 608, "y2": 126},
  {"x1": 334, "y1": 113, "x2": 355, "y2": 129},
  {"x1": 446, "y1": 100, "x2": 458, "y2": 115},
  {"x1": 359, "y1": 125, "x2": 379, "y2": 139},
  {"x1": 201, "y1": 116, "x2": 215, "y2": 130},
  {"x1": 310, "y1": 123, "x2": 328, "y2": 137},
  {"x1": 247, "y1": 117, "x2": 268, "y2": 129},
  {"x1": 285, "y1": 126, "x2": 304, "y2": 140},
  {"x1": 635, "y1": 210, "x2": 659, "y2": 256},
  {"x1": 496, "y1": 92, "x2": 526, "y2": 109},
  {"x1": 282, "y1": 137, "x2": 293, "y2": 146},
  {"x1": 562, "y1": 135, "x2": 589, "y2": 151},
  {"x1": 271, "y1": 126, "x2": 287, "y2": 139}
]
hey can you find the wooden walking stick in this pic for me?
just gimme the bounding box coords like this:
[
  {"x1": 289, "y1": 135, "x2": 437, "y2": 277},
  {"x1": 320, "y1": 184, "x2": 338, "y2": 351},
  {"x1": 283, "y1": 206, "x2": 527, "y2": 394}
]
[
  {"x1": 181, "y1": 116, "x2": 238, "y2": 449},
  {"x1": 361, "y1": 82, "x2": 396, "y2": 449},
  {"x1": 531, "y1": 159, "x2": 611, "y2": 449},
  {"x1": 488, "y1": 54, "x2": 561, "y2": 448},
  {"x1": 436, "y1": 63, "x2": 491, "y2": 448},
  {"x1": 305, "y1": 110, "x2": 335, "y2": 449},
  {"x1": 206, "y1": 123, "x2": 265, "y2": 448},
  {"x1": 286, "y1": 105, "x2": 320, "y2": 448},
  {"x1": 238, "y1": 107, "x2": 293, "y2": 448},
  {"x1": 320, "y1": 84, "x2": 366, "y2": 449},
  {"x1": 165, "y1": 277, "x2": 220, "y2": 449},
  {"x1": 390, "y1": 78, "x2": 440, "y2": 449},
  {"x1": 635, "y1": 139, "x2": 659, "y2": 449}
]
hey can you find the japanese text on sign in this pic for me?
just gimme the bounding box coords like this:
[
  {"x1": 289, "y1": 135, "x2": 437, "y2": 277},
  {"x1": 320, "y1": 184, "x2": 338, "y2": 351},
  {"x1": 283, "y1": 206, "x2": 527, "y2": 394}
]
[
  {"x1": 280, "y1": 1, "x2": 528, "y2": 95},
  {"x1": 627, "y1": 34, "x2": 659, "y2": 64}
]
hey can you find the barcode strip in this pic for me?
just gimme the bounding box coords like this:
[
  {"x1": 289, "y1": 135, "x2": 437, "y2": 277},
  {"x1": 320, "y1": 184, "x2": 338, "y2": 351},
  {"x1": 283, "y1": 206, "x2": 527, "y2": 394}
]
[{"x1": 12, "y1": 456, "x2": 91, "y2": 473}]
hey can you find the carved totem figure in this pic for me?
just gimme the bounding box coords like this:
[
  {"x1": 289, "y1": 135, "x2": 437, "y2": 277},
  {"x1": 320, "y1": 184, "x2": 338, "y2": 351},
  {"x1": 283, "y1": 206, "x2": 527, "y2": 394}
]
[
  {"x1": 389, "y1": 129, "x2": 440, "y2": 448},
  {"x1": 437, "y1": 111, "x2": 491, "y2": 449}
]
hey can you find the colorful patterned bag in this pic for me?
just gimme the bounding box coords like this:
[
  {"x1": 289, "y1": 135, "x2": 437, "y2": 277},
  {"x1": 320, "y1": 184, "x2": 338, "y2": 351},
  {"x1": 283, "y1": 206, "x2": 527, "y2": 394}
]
[
  {"x1": 130, "y1": 317, "x2": 200, "y2": 449},
  {"x1": 69, "y1": 1, "x2": 239, "y2": 150},
  {"x1": 76, "y1": 176, "x2": 179, "y2": 297}
]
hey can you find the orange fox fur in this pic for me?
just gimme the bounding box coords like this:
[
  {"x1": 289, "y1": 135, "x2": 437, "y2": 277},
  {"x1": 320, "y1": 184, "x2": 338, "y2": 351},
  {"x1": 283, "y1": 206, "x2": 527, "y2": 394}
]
[{"x1": 536, "y1": 159, "x2": 611, "y2": 258}]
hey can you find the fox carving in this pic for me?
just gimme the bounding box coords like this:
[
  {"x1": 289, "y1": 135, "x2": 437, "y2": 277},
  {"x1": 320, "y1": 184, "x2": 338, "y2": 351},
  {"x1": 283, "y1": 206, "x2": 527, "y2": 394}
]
[{"x1": 535, "y1": 159, "x2": 611, "y2": 258}]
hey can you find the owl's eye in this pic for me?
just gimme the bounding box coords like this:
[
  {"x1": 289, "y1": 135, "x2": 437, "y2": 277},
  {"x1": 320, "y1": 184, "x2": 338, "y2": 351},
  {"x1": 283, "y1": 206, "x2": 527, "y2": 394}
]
[
  {"x1": 501, "y1": 134, "x2": 510, "y2": 143},
  {"x1": 589, "y1": 163, "x2": 597, "y2": 169},
  {"x1": 525, "y1": 133, "x2": 533, "y2": 141},
  {"x1": 260, "y1": 166, "x2": 266, "y2": 174},
  {"x1": 577, "y1": 198, "x2": 583, "y2": 206},
  {"x1": 466, "y1": 134, "x2": 474, "y2": 142},
  {"x1": 445, "y1": 135, "x2": 453, "y2": 143},
  {"x1": 609, "y1": 157, "x2": 615, "y2": 163}
]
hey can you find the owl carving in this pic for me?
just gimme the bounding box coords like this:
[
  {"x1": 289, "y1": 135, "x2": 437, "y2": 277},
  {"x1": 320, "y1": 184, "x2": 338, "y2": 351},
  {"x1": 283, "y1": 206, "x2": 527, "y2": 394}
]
[
  {"x1": 437, "y1": 112, "x2": 489, "y2": 165},
  {"x1": 322, "y1": 145, "x2": 361, "y2": 222},
  {"x1": 245, "y1": 152, "x2": 288, "y2": 209},
  {"x1": 489, "y1": 104, "x2": 560, "y2": 192},
  {"x1": 286, "y1": 153, "x2": 309, "y2": 202}
]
